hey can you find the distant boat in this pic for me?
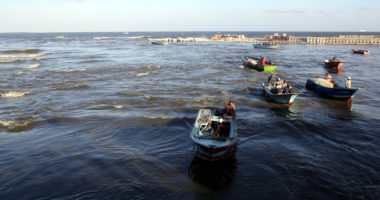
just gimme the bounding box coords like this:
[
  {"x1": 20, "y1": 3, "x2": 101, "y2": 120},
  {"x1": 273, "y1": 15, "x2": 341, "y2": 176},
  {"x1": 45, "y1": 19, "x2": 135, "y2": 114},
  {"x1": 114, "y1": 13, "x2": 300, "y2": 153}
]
[
  {"x1": 190, "y1": 109, "x2": 238, "y2": 160},
  {"x1": 351, "y1": 48, "x2": 370, "y2": 55},
  {"x1": 324, "y1": 59, "x2": 345, "y2": 68},
  {"x1": 261, "y1": 82, "x2": 302, "y2": 104},
  {"x1": 242, "y1": 56, "x2": 277, "y2": 71},
  {"x1": 55, "y1": 35, "x2": 65, "y2": 39},
  {"x1": 151, "y1": 40, "x2": 168, "y2": 45},
  {"x1": 306, "y1": 78, "x2": 360, "y2": 100},
  {"x1": 253, "y1": 42, "x2": 278, "y2": 49},
  {"x1": 123, "y1": 32, "x2": 129, "y2": 35}
]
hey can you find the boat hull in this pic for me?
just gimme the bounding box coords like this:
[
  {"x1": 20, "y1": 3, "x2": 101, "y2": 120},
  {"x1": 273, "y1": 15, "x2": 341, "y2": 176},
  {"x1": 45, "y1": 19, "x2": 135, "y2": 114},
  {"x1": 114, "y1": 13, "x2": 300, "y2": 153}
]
[
  {"x1": 324, "y1": 60, "x2": 345, "y2": 68},
  {"x1": 351, "y1": 49, "x2": 370, "y2": 55},
  {"x1": 151, "y1": 41, "x2": 168, "y2": 45},
  {"x1": 242, "y1": 56, "x2": 277, "y2": 71},
  {"x1": 253, "y1": 43, "x2": 278, "y2": 49},
  {"x1": 306, "y1": 78, "x2": 360, "y2": 100},
  {"x1": 261, "y1": 83, "x2": 301, "y2": 104},
  {"x1": 194, "y1": 142, "x2": 237, "y2": 160}
]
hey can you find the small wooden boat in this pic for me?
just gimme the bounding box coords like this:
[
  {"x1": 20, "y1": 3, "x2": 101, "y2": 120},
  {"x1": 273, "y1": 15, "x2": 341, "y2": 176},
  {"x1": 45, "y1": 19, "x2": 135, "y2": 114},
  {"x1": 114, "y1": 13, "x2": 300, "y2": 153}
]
[
  {"x1": 351, "y1": 48, "x2": 370, "y2": 55},
  {"x1": 253, "y1": 42, "x2": 278, "y2": 49},
  {"x1": 306, "y1": 78, "x2": 360, "y2": 100},
  {"x1": 261, "y1": 82, "x2": 302, "y2": 104},
  {"x1": 190, "y1": 109, "x2": 238, "y2": 160},
  {"x1": 324, "y1": 60, "x2": 345, "y2": 68},
  {"x1": 241, "y1": 56, "x2": 277, "y2": 71},
  {"x1": 151, "y1": 40, "x2": 168, "y2": 45}
]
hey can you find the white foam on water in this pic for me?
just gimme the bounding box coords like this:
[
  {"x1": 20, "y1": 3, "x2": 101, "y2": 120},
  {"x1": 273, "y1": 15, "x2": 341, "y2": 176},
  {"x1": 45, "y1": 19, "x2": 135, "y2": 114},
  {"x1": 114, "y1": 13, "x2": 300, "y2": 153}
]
[
  {"x1": 19, "y1": 63, "x2": 40, "y2": 69},
  {"x1": 0, "y1": 91, "x2": 30, "y2": 98},
  {"x1": 0, "y1": 53, "x2": 45, "y2": 58},
  {"x1": 0, "y1": 119, "x2": 36, "y2": 131},
  {"x1": 0, "y1": 120, "x2": 15, "y2": 127},
  {"x1": 137, "y1": 72, "x2": 150, "y2": 77},
  {"x1": 113, "y1": 105, "x2": 124, "y2": 109},
  {"x1": 0, "y1": 57, "x2": 45, "y2": 63}
]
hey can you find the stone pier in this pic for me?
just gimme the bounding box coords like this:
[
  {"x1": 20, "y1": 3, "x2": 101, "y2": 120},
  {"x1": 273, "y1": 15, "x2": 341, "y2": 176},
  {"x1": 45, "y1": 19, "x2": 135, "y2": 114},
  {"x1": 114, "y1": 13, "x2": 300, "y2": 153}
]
[
  {"x1": 142, "y1": 34, "x2": 380, "y2": 45},
  {"x1": 277, "y1": 35, "x2": 380, "y2": 45}
]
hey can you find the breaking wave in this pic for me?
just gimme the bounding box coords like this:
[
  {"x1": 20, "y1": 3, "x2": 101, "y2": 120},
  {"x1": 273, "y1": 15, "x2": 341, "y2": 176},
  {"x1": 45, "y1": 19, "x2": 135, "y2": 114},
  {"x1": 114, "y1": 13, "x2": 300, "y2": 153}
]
[
  {"x1": 0, "y1": 91, "x2": 30, "y2": 98},
  {"x1": 0, "y1": 118, "x2": 41, "y2": 132},
  {"x1": 18, "y1": 63, "x2": 40, "y2": 69},
  {"x1": 0, "y1": 53, "x2": 45, "y2": 58},
  {"x1": 137, "y1": 72, "x2": 150, "y2": 77},
  {"x1": 0, "y1": 57, "x2": 45, "y2": 63}
]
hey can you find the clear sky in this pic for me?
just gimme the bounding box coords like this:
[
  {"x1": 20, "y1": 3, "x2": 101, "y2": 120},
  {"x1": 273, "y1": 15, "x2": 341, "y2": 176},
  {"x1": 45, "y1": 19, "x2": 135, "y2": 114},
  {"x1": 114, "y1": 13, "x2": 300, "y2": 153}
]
[{"x1": 1, "y1": 0, "x2": 379, "y2": 32}]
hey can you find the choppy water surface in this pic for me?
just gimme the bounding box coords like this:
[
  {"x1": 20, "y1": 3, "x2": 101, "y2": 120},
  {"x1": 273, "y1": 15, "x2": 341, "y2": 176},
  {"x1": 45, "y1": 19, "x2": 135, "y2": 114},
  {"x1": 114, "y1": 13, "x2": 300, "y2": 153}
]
[{"x1": 0, "y1": 32, "x2": 379, "y2": 199}]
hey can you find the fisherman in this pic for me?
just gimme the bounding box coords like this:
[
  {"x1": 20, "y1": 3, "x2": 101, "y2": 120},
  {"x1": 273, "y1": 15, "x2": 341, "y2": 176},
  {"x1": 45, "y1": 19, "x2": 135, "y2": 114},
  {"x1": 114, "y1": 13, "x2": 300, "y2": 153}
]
[
  {"x1": 345, "y1": 77, "x2": 352, "y2": 88},
  {"x1": 282, "y1": 81, "x2": 288, "y2": 93},
  {"x1": 275, "y1": 77, "x2": 283, "y2": 94},
  {"x1": 214, "y1": 118, "x2": 224, "y2": 138},
  {"x1": 261, "y1": 57, "x2": 266, "y2": 65},
  {"x1": 222, "y1": 101, "x2": 236, "y2": 119},
  {"x1": 325, "y1": 73, "x2": 334, "y2": 83},
  {"x1": 332, "y1": 56, "x2": 338, "y2": 61}
]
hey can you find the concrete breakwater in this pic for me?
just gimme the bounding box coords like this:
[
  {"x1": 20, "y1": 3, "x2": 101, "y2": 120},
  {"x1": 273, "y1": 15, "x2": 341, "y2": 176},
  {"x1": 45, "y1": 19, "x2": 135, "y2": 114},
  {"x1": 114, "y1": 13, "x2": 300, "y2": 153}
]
[
  {"x1": 275, "y1": 35, "x2": 380, "y2": 45},
  {"x1": 144, "y1": 34, "x2": 380, "y2": 45}
]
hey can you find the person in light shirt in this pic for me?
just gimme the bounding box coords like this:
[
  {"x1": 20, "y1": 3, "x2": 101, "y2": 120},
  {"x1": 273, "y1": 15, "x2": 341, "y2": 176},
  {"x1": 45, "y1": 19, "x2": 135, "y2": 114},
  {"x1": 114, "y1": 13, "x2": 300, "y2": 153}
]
[{"x1": 346, "y1": 77, "x2": 352, "y2": 88}]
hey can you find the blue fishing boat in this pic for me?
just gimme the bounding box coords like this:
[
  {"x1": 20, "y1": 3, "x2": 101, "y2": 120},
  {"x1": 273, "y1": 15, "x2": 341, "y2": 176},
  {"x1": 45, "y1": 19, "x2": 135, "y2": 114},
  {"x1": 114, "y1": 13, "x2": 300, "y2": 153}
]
[
  {"x1": 306, "y1": 78, "x2": 360, "y2": 100},
  {"x1": 190, "y1": 109, "x2": 238, "y2": 160},
  {"x1": 261, "y1": 82, "x2": 302, "y2": 104},
  {"x1": 253, "y1": 42, "x2": 278, "y2": 49}
]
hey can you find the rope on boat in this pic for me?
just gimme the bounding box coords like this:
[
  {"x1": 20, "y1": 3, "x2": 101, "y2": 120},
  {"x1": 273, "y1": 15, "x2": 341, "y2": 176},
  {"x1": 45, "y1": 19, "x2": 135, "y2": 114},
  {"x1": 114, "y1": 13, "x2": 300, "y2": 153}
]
[{"x1": 198, "y1": 115, "x2": 212, "y2": 132}]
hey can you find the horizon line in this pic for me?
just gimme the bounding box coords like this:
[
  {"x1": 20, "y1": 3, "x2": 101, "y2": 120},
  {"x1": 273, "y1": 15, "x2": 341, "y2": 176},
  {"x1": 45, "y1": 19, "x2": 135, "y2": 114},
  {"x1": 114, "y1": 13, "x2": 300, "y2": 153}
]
[{"x1": 1, "y1": 30, "x2": 379, "y2": 34}]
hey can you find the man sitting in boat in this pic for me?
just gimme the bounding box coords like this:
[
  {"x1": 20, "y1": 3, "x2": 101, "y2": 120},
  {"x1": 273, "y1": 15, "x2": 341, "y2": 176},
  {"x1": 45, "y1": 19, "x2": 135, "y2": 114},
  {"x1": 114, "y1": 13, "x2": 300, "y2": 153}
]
[
  {"x1": 261, "y1": 57, "x2": 266, "y2": 65},
  {"x1": 325, "y1": 73, "x2": 334, "y2": 83},
  {"x1": 282, "y1": 82, "x2": 293, "y2": 93},
  {"x1": 345, "y1": 77, "x2": 352, "y2": 88},
  {"x1": 331, "y1": 56, "x2": 338, "y2": 62},
  {"x1": 274, "y1": 78, "x2": 283, "y2": 94}
]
